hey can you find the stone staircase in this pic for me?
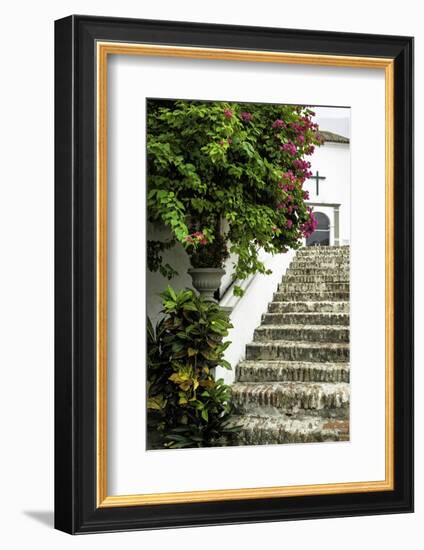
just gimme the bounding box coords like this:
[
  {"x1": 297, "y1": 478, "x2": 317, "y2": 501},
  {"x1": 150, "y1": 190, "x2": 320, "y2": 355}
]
[{"x1": 229, "y1": 245, "x2": 350, "y2": 445}]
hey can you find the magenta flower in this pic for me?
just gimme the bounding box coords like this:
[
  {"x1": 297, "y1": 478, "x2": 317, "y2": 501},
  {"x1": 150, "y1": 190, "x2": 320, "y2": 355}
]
[
  {"x1": 281, "y1": 142, "x2": 297, "y2": 155},
  {"x1": 282, "y1": 170, "x2": 296, "y2": 183},
  {"x1": 303, "y1": 190, "x2": 310, "y2": 200},
  {"x1": 293, "y1": 159, "x2": 311, "y2": 171},
  {"x1": 305, "y1": 145, "x2": 315, "y2": 155},
  {"x1": 300, "y1": 210, "x2": 318, "y2": 238},
  {"x1": 286, "y1": 219, "x2": 293, "y2": 229},
  {"x1": 240, "y1": 111, "x2": 253, "y2": 122},
  {"x1": 223, "y1": 108, "x2": 233, "y2": 119},
  {"x1": 272, "y1": 119, "x2": 285, "y2": 129}
]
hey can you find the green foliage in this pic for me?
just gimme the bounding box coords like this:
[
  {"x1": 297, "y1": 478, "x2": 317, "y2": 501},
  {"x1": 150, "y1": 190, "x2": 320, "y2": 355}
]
[
  {"x1": 188, "y1": 234, "x2": 229, "y2": 269},
  {"x1": 147, "y1": 239, "x2": 178, "y2": 279},
  {"x1": 147, "y1": 287, "x2": 240, "y2": 449},
  {"x1": 147, "y1": 100, "x2": 322, "y2": 287}
]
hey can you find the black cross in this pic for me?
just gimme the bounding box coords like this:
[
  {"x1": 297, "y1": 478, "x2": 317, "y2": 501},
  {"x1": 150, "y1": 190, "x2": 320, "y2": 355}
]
[{"x1": 311, "y1": 170, "x2": 326, "y2": 195}]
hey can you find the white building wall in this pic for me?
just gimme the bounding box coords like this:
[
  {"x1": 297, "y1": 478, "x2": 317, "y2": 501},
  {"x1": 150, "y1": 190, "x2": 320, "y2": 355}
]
[{"x1": 303, "y1": 141, "x2": 351, "y2": 245}]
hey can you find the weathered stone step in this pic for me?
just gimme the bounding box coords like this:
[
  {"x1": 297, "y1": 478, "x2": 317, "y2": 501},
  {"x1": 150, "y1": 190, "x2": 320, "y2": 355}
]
[
  {"x1": 262, "y1": 312, "x2": 349, "y2": 326},
  {"x1": 279, "y1": 282, "x2": 349, "y2": 292},
  {"x1": 254, "y1": 325, "x2": 349, "y2": 343},
  {"x1": 268, "y1": 301, "x2": 350, "y2": 313},
  {"x1": 228, "y1": 415, "x2": 349, "y2": 445},
  {"x1": 273, "y1": 291, "x2": 349, "y2": 302},
  {"x1": 246, "y1": 340, "x2": 349, "y2": 362},
  {"x1": 235, "y1": 360, "x2": 350, "y2": 383},
  {"x1": 287, "y1": 267, "x2": 350, "y2": 277},
  {"x1": 291, "y1": 258, "x2": 350, "y2": 266},
  {"x1": 296, "y1": 246, "x2": 349, "y2": 254},
  {"x1": 231, "y1": 382, "x2": 350, "y2": 417},
  {"x1": 283, "y1": 274, "x2": 349, "y2": 283}
]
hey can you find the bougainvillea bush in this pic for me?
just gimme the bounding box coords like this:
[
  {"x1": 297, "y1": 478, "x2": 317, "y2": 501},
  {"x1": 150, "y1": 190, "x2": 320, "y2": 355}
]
[{"x1": 147, "y1": 99, "x2": 321, "y2": 294}]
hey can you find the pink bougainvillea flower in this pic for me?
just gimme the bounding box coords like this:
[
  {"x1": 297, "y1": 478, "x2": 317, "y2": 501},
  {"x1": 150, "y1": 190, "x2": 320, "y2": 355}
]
[
  {"x1": 305, "y1": 145, "x2": 315, "y2": 155},
  {"x1": 303, "y1": 190, "x2": 310, "y2": 200},
  {"x1": 301, "y1": 210, "x2": 318, "y2": 238},
  {"x1": 286, "y1": 219, "x2": 293, "y2": 229},
  {"x1": 240, "y1": 111, "x2": 253, "y2": 122},
  {"x1": 272, "y1": 119, "x2": 285, "y2": 129},
  {"x1": 293, "y1": 159, "x2": 311, "y2": 171},
  {"x1": 223, "y1": 108, "x2": 233, "y2": 119},
  {"x1": 281, "y1": 142, "x2": 297, "y2": 156}
]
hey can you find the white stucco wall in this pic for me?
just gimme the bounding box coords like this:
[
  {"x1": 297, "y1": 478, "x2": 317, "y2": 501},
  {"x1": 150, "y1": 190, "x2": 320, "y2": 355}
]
[
  {"x1": 303, "y1": 141, "x2": 351, "y2": 245},
  {"x1": 218, "y1": 248, "x2": 295, "y2": 383}
]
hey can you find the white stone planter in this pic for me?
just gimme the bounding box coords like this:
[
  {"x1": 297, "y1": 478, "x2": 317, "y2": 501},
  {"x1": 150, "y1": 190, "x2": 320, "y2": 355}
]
[{"x1": 187, "y1": 267, "x2": 225, "y2": 302}]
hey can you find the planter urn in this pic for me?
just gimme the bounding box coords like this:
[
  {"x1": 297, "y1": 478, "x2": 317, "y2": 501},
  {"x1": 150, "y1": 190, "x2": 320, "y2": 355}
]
[{"x1": 187, "y1": 267, "x2": 225, "y2": 302}]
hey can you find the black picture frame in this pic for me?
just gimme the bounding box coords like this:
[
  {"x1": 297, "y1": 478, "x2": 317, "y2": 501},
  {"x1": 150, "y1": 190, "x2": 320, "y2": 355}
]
[{"x1": 55, "y1": 15, "x2": 414, "y2": 534}]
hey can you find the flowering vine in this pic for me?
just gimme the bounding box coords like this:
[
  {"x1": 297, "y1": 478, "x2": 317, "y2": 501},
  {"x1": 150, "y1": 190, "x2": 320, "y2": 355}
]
[{"x1": 147, "y1": 100, "x2": 322, "y2": 294}]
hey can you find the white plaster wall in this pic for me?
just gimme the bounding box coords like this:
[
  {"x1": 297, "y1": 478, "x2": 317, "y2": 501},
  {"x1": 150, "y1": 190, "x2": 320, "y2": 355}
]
[
  {"x1": 304, "y1": 142, "x2": 351, "y2": 244},
  {"x1": 218, "y1": 248, "x2": 296, "y2": 383},
  {"x1": 146, "y1": 223, "x2": 193, "y2": 326}
]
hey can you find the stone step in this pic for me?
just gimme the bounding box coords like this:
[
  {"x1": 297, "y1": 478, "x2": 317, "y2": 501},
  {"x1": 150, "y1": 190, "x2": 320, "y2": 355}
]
[
  {"x1": 246, "y1": 340, "x2": 349, "y2": 362},
  {"x1": 228, "y1": 415, "x2": 349, "y2": 445},
  {"x1": 254, "y1": 325, "x2": 349, "y2": 343},
  {"x1": 291, "y1": 259, "x2": 350, "y2": 267},
  {"x1": 231, "y1": 381, "x2": 350, "y2": 417},
  {"x1": 287, "y1": 267, "x2": 350, "y2": 277},
  {"x1": 235, "y1": 360, "x2": 350, "y2": 383},
  {"x1": 262, "y1": 312, "x2": 349, "y2": 326},
  {"x1": 280, "y1": 273, "x2": 349, "y2": 285},
  {"x1": 296, "y1": 246, "x2": 349, "y2": 254},
  {"x1": 273, "y1": 291, "x2": 349, "y2": 302},
  {"x1": 268, "y1": 301, "x2": 350, "y2": 313},
  {"x1": 279, "y1": 282, "x2": 349, "y2": 292},
  {"x1": 294, "y1": 255, "x2": 349, "y2": 263}
]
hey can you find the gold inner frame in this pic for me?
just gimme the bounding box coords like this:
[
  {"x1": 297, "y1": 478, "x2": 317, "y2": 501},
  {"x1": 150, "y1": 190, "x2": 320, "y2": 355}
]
[{"x1": 96, "y1": 42, "x2": 395, "y2": 508}]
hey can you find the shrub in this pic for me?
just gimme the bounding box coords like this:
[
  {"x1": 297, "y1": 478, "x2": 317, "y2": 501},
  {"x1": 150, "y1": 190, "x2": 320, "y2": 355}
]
[
  {"x1": 147, "y1": 287, "x2": 240, "y2": 449},
  {"x1": 147, "y1": 99, "x2": 321, "y2": 293}
]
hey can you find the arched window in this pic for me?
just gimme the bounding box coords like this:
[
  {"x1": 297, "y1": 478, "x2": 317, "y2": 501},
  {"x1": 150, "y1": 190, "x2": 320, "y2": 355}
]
[{"x1": 306, "y1": 212, "x2": 330, "y2": 246}]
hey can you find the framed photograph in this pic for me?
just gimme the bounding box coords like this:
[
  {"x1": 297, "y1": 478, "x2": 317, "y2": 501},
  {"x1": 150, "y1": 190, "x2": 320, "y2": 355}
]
[{"x1": 54, "y1": 15, "x2": 414, "y2": 534}]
